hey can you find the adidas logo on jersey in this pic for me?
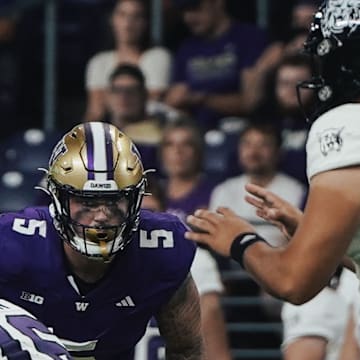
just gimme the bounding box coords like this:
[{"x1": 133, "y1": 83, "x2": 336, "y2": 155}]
[{"x1": 116, "y1": 296, "x2": 135, "y2": 307}]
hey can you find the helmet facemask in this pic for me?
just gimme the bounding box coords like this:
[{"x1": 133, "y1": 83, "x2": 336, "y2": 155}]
[{"x1": 49, "y1": 177, "x2": 146, "y2": 261}]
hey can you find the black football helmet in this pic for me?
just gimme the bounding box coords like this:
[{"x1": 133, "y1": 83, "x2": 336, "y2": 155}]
[{"x1": 297, "y1": 0, "x2": 360, "y2": 121}]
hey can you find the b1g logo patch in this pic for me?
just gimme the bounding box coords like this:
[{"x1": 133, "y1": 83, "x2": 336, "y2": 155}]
[{"x1": 317, "y1": 127, "x2": 344, "y2": 156}]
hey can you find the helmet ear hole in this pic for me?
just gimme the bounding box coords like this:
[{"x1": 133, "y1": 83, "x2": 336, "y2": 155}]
[
  {"x1": 318, "y1": 85, "x2": 333, "y2": 102},
  {"x1": 316, "y1": 38, "x2": 333, "y2": 56}
]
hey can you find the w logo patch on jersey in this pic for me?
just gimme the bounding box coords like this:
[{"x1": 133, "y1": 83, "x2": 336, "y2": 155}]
[
  {"x1": 317, "y1": 127, "x2": 344, "y2": 156},
  {"x1": 75, "y1": 302, "x2": 89, "y2": 312}
]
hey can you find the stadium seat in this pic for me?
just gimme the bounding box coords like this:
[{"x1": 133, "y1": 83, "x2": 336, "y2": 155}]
[
  {"x1": 0, "y1": 128, "x2": 62, "y2": 172},
  {"x1": 0, "y1": 169, "x2": 45, "y2": 213},
  {"x1": 203, "y1": 129, "x2": 240, "y2": 181}
]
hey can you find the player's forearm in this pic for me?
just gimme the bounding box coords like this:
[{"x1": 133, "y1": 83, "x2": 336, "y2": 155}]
[{"x1": 242, "y1": 241, "x2": 329, "y2": 305}]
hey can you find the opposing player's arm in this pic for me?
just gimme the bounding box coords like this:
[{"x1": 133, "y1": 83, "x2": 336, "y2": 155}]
[
  {"x1": 155, "y1": 274, "x2": 205, "y2": 360},
  {"x1": 186, "y1": 167, "x2": 360, "y2": 304},
  {"x1": 244, "y1": 167, "x2": 360, "y2": 303},
  {"x1": 245, "y1": 183, "x2": 356, "y2": 273},
  {"x1": 245, "y1": 182, "x2": 304, "y2": 239}
]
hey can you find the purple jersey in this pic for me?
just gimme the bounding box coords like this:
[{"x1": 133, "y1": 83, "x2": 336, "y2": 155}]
[
  {"x1": 0, "y1": 207, "x2": 195, "y2": 360},
  {"x1": 0, "y1": 299, "x2": 71, "y2": 360},
  {"x1": 172, "y1": 22, "x2": 268, "y2": 129}
]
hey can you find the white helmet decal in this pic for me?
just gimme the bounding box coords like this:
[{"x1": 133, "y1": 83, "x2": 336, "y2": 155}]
[{"x1": 321, "y1": 0, "x2": 360, "y2": 37}]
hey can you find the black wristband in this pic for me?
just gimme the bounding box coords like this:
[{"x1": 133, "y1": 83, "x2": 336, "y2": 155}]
[{"x1": 230, "y1": 232, "x2": 266, "y2": 269}]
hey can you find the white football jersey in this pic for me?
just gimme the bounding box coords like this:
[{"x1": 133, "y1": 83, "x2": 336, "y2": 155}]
[
  {"x1": 306, "y1": 103, "x2": 360, "y2": 275},
  {"x1": 307, "y1": 104, "x2": 360, "y2": 179},
  {"x1": 0, "y1": 299, "x2": 71, "y2": 359},
  {"x1": 282, "y1": 268, "x2": 360, "y2": 360}
]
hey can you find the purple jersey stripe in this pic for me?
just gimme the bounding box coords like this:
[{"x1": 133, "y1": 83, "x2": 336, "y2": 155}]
[
  {"x1": 104, "y1": 123, "x2": 114, "y2": 180},
  {"x1": 84, "y1": 123, "x2": 95, "y2": 180}
]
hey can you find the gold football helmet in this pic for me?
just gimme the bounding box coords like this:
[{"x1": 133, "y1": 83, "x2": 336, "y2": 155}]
[{"x1": 47, "y1": 122, "x2": 146, "y2": 260}]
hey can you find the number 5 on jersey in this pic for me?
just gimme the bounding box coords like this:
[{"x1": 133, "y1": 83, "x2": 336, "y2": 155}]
[{"x1": 139, "y1": 230, "x2": 174, "y2": 248}]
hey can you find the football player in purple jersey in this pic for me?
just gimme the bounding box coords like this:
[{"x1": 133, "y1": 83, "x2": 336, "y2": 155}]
[
  {"x1": 0, "y1": 122, "x2": 203, "y2": 359},
  {"x1": 0, "y1": 299, "x2": 71, "y2": 360}
]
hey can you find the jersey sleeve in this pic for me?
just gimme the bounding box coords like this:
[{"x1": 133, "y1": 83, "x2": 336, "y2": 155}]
[
  {"x1": 139, "y1": 210, "x2": 196, "y2": 287},
  {"x1": 0, "y1": 208, "x2": 49, "y2": 281},
  {"x1": 163, "y1": 214, "x2": 196, "y2": 284},
  {"x1": 190, "y1": 247, "x2": 224, "y2": 295},
  {"x1": 306, "y1": 104, "x2": 360, "y2": 180},
  {"x1": 281, "y1": 287, "x2": 349, "y2": 350},
  {"x1": 0, "y1": 213, "x2": 26, "y2": 279}
]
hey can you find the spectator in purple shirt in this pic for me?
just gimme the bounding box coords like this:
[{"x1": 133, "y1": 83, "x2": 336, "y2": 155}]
[
  {"x1": 159, "y1": 117, "x2": 220, "y2": 222},
  {"x1": 165, "y1": 0, "x2": 269, "y2": 131}
]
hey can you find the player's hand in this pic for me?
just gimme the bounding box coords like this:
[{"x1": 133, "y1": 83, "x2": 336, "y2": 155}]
[
  {"x1": 185, "y1": 207, "x2": 256, "y2": 257},
  {"x1": 245, "y1": 183, "x2": 303, "y2": 240}
]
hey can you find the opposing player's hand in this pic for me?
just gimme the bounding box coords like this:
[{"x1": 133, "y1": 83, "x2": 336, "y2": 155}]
[
  {"x1": 185, "y1": 207, "x2": 256, "y2": 257},
  {"x1": 245, "y1": 183, "x2": 303, "y2": 240}
]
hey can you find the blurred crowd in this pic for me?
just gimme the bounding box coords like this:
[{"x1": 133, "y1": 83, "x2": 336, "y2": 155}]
[{"x1": 2, "y1": 0, "x2": 358, "y2": 359}]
